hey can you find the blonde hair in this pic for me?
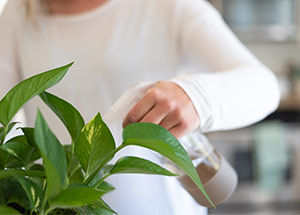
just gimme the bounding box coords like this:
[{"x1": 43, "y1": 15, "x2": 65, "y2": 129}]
[
  {"x1": 24, "y1": 0, "x2": 35, "y2": 19},
  {"x1": 23, "y1": 0, "x2": 48, "y2": 20}
]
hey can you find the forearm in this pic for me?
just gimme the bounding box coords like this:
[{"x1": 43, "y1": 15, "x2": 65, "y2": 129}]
[{"x1": 171, "y1": 64, "x2": 280, "y2": 132}]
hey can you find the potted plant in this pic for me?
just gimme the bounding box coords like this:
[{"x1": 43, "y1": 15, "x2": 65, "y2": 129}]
[{"x1": 0, "y1": 63, "x2": 213, "y2": 215}]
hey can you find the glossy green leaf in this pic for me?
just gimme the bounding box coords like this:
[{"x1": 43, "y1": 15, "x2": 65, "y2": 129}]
[
  {"x1": 13, "y1": 174, "x2": 43, "y2": 210},
  {"x1": 0, "y1": 122, "x2": 19, "y2": 144},
  {"x1": 0, "y1": 205, "x2": 21, "y2": 214},
  {"x1": 29, "y1": 164, "x2": 44, "y2": 171},
  {"x1": 122, "y1": 123, "x2": 214, "y2": 207},
  {"x1": 5, "y1": 122, "x2": 19, "y2": 137},
  {"x1": 97, "y1": 181, "x2": 115, "y2": 193},
  {"x1": 0, "y1": 169, "x2": 45, "y2": 180},
  {"x1": 49, "y1": 186, "x2": 105, "y2": 208},
  {"x1": 0, "y1": 177, "x2": 31, "y2": 210},
  {"x1": 21, "y1": 128, "x2": 35, "y2": 146},
  {"x1": 63, "y1": 145, "x2": 83, "y2": 183},
  {"x1": 0, "y1": 63, "x2": 73, "y2": 127},
  {"x1": 0, "y1": 148, "x2": 9, "y2": 168},
  {"x1": 63, "y1": 144, "x2": 72, "y2": 159},
  {"x1": 76, "y1": 199, "x2": 117, "y2": 215},
  {"x1": 77, "y1": 207, "x2": 114, "y2": 215},
  {"x1": 69, "y1": 167, "x2": 84, "y2": 184},
  {"x1": 28, "y1": 165, "x2": 45, "y2": 190},
  {"x1": 0, "y1": 136, "x2": 40, "y2": 165},
  {"x1": 76, "y1": 206, "x2": 114, "y2": 215},
  {"x1": 1, "y1": 136, "x2": 29, "y2": 158},
  {"x1": 95, "y1": 199, "x2": 117, "y2": 214},
  {"x1": 40, "y1": 91, "x2": 85, "y2": 142},
  {"x1": 34, "y1": 110, "x2": 67, "y2": 198},
  {"x1": 0, "y1": 148, "x2": 23, "y2": 169},
  {"x1": 0, "y1": 182, "x2": 4, "y2": 204},
  {"x1": 0, "y1": 127, "x2": 4, "y2": 144},
  {"x1": 63, "y1": 145, "x2": 78, "y2": 169},
  {"x1": 89, "y1": 165, "x2": 113, "y2": 187},
  {"x1": 63, "y1": 144, "x2": 73, "y2": 167},
  {"x1": 110, "y1": 156, "x2": 177, "y2": 176},
  {"x1": 75, "y1": 113, "x2": 115, "y2": 178}
]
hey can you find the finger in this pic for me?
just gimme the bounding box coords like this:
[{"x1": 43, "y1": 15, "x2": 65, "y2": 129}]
[
  {"x1": 123, "y1": 92, "x2": 156, "y2": 127},
  {"x1": 159, "y1": 111, "x2": 180, "y2": 130},
  {"x1": 169, "y1": 122, "x2": 189, "y2": 139},
  {"x1": 140, "y1": 102, "x2": 170, "y2": 124}
]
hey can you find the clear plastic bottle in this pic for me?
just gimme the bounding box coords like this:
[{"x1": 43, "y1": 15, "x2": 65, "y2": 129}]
[{"x1": 163, "y1": 130, "x2": 238, "y2": 207}]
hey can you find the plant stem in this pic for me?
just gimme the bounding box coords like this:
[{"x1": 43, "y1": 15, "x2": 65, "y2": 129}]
[
  {"x1": 68, "y1": 164, "x2": 81, "y2": 179},
  {"x1": 40, "y1": 180, "x2": 48, "y2": 214},
  {"x1": 113, "y1": 144, "x2": 126, "y2": 155},
  {"x1": 67, "y1": 140, "x2": 75, "y2": 172},
  {"x1": 0, "y1": 125, "x2": 8, "y2": 145},
  {"x1": 44, "y1": 206, "x2": 55, "y2": 215},
  {"x1": 84, "y1": 144, "x2": 126, "y2": 184},
  {"x1": 93, "y1": 173, "x2": 111, "y2": 188},
  {"x1": 42, "y1": 179, "x2": 47, "y2": 190},
  {"x1": 40, "y1": 195, "x2": 48, "y2": 215}
]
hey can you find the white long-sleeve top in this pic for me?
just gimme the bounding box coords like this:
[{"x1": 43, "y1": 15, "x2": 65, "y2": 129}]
[{"x1": 0, "y1": 0, "x2": 280, "y2": 214}]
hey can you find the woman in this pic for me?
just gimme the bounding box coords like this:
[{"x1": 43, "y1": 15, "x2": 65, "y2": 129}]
[{"x1": 0, "y1": 0, "x2": 280, "y2": 214}]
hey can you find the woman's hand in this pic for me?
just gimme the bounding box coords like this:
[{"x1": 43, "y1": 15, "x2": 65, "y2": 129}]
[{"x1": 123, "y1": 81, "x2": 200, "y2": 138}]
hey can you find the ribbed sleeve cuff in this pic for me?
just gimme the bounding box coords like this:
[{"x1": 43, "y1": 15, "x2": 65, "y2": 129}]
[{"x1": 170, "y1": 74, "x2": 214, "y2": 132}]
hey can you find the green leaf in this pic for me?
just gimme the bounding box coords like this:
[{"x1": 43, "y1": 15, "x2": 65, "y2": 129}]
[
  {"x1": 76, "y1": 199, "x2": 117, "y2": 215},
  {"x1": 0, "y1": 63, "x2": 73, "y2": 127},
  {"x1": 12, "y1": 174, "x2": 43, "y2": 210},
  {"x1": 0, "y1": 136, "x2": 32, "y2": 168},
  {"x1": 77, "y1": 207, "x2": 114, "y2": 215},
  {"x1": 29, "y1": 164, "x2": 44, "y2": 171},
  {"x1": 34, "y1": 110, "x2": 67, "y2": 198},
  {"x1": 5, "y1": 122, "x2": 19, "y2": 137},
  {"x1": 0, "y1": 127, "x2": 4, "y2": 144},
  {"x1": 1, "y1": 136, "x2": 40, "y2": 165},
  {"x1": 76, "y1": 206, "x2": 114, "y2": 215},
  {"x1": 0, "y1": 149, "x2": 23, "y2": 169},
  {"x1": 110, "y1": 156, "x2": 177, "y2": 176},
  {"x1": 122, "y1": 123, "x2": 214, "y2": 207},
  {"x1": 89, "y1": 165, "x2": 113, "y2": 187},
  {"x1": 0, "y1": 122, "x2": 19, "y2": 144},
  {"x1": 21, "y1": 128, "x2": 36, "y2": 146},
  {"x1": 0, "y1": 148, "x2": 9, "y2": 168},
  {"x1": 40, "y1": 91, "x2": 85, "y2": 142},
  {"x1": 0, "y1": 169, "x2": 45, "y2": 180},
  {"x1": 28, "y1": 165, "x2": 45, "y2": 188},
  {"x1": 49, "y1": 186, "x2": 105, "y2": 209},
  {"x1": 69, "y1": 167, "x2": 84, "y2": 184},
  {"x1": 63, "y1": 145, "x2": 79, "y2": 169},
  {"x1": 63, "y1": 145, "x2": 72, "y2": 159},
  {"x1": 0, "y1": 205, "x2": 21, "y2": 214},
  {"x1": 96, "y1": 181, "x2": 115, "y2": 193},
  {"x1": 1, "y1": 136, "x2": 30, "y2": 158},
  {"x1": 63, "y1": 145, "x2": 83, "y2": 183},
  {"x1": 0, "y1": 177, "x2": 31, "y2": 210},
  {"x1": 95, "y1": 199, "x2": 117, "y2": 214},
  {"x1": 75, "y1": 113, "x2": 115, "y2": 178},
  {"x1": 0, "y1": 183, "x2": 4, "y2": 204}
]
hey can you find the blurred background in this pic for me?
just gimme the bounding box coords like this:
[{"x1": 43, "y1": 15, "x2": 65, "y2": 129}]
[
  {"x1": 207, "y1": 0, "x2": 300, "y2": 215},
  {"x1": 1, "y1": 0, "x2": 300, "y2": 214}
]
